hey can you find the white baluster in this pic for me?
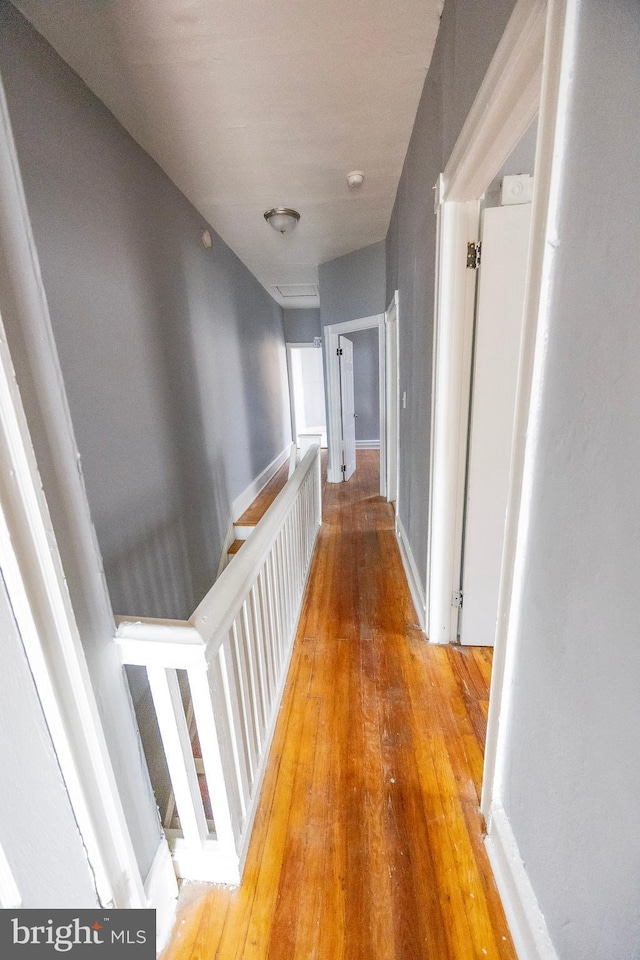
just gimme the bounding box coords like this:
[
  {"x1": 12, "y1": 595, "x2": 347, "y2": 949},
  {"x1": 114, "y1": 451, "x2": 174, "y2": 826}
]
[
  {"x1": 146, "y1": 665, "x2": 208, "y2": 850},
  {"x1": 187, "y1": 660, "x2": 238, "y2": 857}
]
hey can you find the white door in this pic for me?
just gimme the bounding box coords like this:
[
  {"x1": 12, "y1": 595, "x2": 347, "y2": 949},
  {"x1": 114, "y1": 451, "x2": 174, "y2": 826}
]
[
  {"x1": 460, "y1": 203, "x2": 532, "y2": 646},
  {"x1": 339, "y1": 336, "x2": 356, "y2": 481},
  {"x1": 385, "y1": 295, "x2": 399, "y2": 503}
]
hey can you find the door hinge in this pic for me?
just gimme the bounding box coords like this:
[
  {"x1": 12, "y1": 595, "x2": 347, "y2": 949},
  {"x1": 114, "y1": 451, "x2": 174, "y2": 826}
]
[
  {"x1": 452, "y1": 590, "x2": 463, "y2": 609},
  {"x1": 466, "y1": 241, "x2": 481, "y2": 270},
  {"x1": 337, "y1": 347, "x2": 343, "y2": 356},
  {"x1": 341, "y1": 463, "x2": 346, "y2": 473}
]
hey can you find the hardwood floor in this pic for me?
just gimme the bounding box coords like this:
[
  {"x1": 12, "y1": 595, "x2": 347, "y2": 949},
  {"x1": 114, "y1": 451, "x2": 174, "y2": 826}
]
[{"x1": 162, "y1": 450, "x2": 515, "y2": 960}]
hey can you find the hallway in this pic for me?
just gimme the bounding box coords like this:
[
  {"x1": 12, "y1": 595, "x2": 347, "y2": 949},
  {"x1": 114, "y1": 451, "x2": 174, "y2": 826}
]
[{"x1": 163, "y1": 450, "x2": 515, "y2": 959}]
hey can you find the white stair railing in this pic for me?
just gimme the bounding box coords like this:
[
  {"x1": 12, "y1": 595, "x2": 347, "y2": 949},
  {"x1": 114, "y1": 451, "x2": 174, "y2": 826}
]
[{"x1": 115, "y1": 443, "x2": 322, "y2": 884}]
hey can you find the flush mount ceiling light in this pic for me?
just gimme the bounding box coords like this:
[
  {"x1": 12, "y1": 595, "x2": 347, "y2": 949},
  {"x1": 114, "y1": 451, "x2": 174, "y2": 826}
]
[{"x1": 264, "y1": 207, "x2": 300, "y2": 234}]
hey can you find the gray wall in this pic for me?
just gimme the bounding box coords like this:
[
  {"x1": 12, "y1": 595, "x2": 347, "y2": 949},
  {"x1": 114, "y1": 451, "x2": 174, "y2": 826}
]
[
  {"x1": 484, "y1": 119, "x2": 537, "y2": 208},
  {"x1": 500, "y1": 2, "x2": 640, "y2": 956},
  {"x1": 386, "y1": 0, "x2": 517, "y2": 578},
  {"x1": 319, "y1": 240, "x2": 386, "y2": 327},
  {"x1": 319, "y1": 240, "x2": 385, "y2": 445},
  {"x1": 0, "y1": 571, "x2": 99, "y2": 907},
  {"x1": 0, "y1": 3, "x2": 290, "y2": 622},
  {"x1": 350, "y1": 327, "x2": 379, "y2": 443},
  {"x1": 283, "y1": 308, "x2": 321, "y2": 343},
  {"x1": 0, "y1": 0, "x2": 290, "y2": 880}
]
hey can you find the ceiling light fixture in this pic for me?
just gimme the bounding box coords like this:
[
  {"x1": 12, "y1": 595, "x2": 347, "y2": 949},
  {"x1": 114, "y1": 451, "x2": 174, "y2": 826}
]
[
  {"x1": 264, "y1": 207, "x2": 300, "y2": 234},
  {"x1": 346, "y1": 170, "x2": 365, "y2": 188}
]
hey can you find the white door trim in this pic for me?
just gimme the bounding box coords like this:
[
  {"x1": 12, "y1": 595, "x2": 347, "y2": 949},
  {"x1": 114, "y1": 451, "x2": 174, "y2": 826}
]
[
  {"x1": 324, "y1": 314, "x2": 385, "y2": 494},
  {"x1": 0, "y1": 78, "x2": 146, "y2": 908}
]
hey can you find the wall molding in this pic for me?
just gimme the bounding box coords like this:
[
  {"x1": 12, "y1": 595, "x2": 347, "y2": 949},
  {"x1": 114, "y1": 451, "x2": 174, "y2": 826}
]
[
  {"x1": 231, "y1": 444, "x2": 291, "y2": 522},
  {"x1": 485, "y1": 802, "x2": 559, "y2": 960},
  {"x1": 356, "y1": 440, "x2": 380, "y2": 450},
  {"x1": 395, "y1": 515, "x2": 426, "y2": 632},
  {"x1": 143, "y1": 838, "x2": 178, "y2": 952}
]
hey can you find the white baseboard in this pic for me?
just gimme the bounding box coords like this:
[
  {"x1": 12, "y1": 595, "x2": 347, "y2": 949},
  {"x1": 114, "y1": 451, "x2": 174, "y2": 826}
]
[
  {"x1": 144, "y1": 837, "x2": 179, "y2": 954},
  {"x1": 356, "y1": 439, "x2": 380, "y2": 449},
  {"x1": 395, "y1": 515, "x2": 427, "y2": 632},
  {"x1": 485, "y1": 801, "x2": 559, "y2": 960},
  {"x1": 232, "y1": 445, "x2": 291, "y2": 522}
]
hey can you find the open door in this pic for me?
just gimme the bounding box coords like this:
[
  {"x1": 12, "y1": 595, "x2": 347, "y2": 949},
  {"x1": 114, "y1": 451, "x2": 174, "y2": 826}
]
[
  {"x1": 339, "y1": 335, "x2": 356, "y2": 481},
  {"x1": 460, "y1": 202, "x2": 532, "y2": 645},
  {"x1": 385, "y1": 293, "x2": 399, "y2": 504}
]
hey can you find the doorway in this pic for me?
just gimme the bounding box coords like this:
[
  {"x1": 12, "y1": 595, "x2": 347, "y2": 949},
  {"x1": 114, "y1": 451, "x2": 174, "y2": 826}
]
[
  {"x1": 324, "y1": 313, "x2": 386, "y2": 493},
  {"x1": 424, "y1": 0, "x2": 569, "y2": 839},
  {"x1": 286, "y1": 343, "x2": 327, "y2": 448}
]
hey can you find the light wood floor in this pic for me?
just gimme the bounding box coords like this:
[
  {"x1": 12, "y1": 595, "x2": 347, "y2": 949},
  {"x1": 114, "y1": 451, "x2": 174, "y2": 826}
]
[{"x1": 163, "y1": 450, "x2": 515, "y2": 960}]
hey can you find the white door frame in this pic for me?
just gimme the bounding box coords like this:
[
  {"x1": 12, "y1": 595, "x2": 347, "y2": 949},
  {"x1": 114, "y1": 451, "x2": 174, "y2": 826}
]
[
  {"x1": 0, "y1": 80, "x2": 148, "y2": 908},
  {"x1": 324, "y1": 314, "x2": 386, "y2": 493},
  {"x1": 384, "y1": 292, "x2": 400, "y2": 504},
  {"x1": 425, "y1": 0, "x2": 572, "y2": 821}
]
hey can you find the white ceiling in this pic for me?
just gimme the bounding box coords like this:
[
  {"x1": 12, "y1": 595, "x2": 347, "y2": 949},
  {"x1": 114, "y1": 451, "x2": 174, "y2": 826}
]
[{"x1": 14, "y1": 0, "x2": 443, "y2": 308}]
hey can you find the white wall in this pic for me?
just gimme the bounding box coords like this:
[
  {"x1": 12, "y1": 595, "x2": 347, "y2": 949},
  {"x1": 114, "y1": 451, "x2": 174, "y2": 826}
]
[
  {"x1": 290, "y1": 345, "x2": 327, "y2": 441},
  {"x1": 299, "y1": 348, "x2": 326, "y2": 429}
]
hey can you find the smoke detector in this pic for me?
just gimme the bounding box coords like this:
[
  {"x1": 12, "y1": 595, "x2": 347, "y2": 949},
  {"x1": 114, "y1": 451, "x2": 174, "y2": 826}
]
[{"x1": 346, "y1": 170, "x2": 365, "y2": 188}]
